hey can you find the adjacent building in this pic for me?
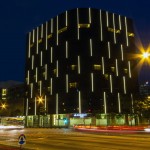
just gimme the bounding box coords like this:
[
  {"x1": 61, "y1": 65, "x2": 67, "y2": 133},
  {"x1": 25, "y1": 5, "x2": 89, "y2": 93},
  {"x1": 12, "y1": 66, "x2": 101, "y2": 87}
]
[{"x1": 25, "y1": 8, "x2": 138, "y2": 127}]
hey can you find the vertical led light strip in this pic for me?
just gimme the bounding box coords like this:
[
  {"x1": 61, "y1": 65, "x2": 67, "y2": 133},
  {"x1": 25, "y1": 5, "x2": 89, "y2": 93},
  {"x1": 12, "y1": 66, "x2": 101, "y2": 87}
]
[
  {"x1": 33, "y1": 30, "x2": 35, "y2": 43},
  {"x1": 32, "y1": 55, "x2": 34, "y2": 70},
  {"x1": 108, "y1": 42, "x2": 111, "y2": 59},
  {"x1": 90, "y1": 39, "x2": 93, "y2": 56},
  {"x1": 26, "y1": 98, "x2": 28, "y2": 116},
  {"x1": 45, "y1": 64, "x2": 47, "y2": 80},
  {"x1": 56, "y1": 16, "x2": 58, "y2": 45},
  {"x1": 128, "y1": 61, "x2": 131, "y2": 78},
  {"x1": 66, "y1": 74, "x2": 68, "y2": 93},
  {"x1": 106, "y1": 11, "x2": 109, "y2": 27},
  {"x1": 78, "y1": 91, "x2": 81, "y2": 113},
  {"x1": 40, "y1": 81, "x2": 42, "y2": 96},
  {"x1": 125, "y1": 17, "x2": 129, "y2": 46},
  {"x1": 104, "y1": 92, "x2": 107, "y2": 114},
  {"x1": 51, "y1": 47, "x2": 53, "y2": 63},
  {"x1": 36, "y1": 27, "x2": 39, "y2": 54},
  {"x1": 36, "y1": 67, "x2": 38, "y2": 82},
  {"x1": 31, "y1": 83, "x2": 33, "y2": 98},
  {"x1": 41, "y1": 24, "x2": 43, "y2": 38},
  {"x1": 110, "y1": 75, "x2": 113, "y2": 93},
  {"x1": 118, "y1": 93, "x2": 121, "y2": 113},
  {"x1": 45, "y1": 22, "x2": 48, "y2": 50},
  {"x1": 66, "y1": 41, "x2": 68, "y2": 58},
  {"x1": 40, "y1": 51, "x2": 43, "y2": 66},
  {"x1": 50, "y1": 78, "x2": 53, "y2": 95},
  {"x1": 89, "y1": 8, "x2": 91, "y2": 23},
  {"x1": 44, "y1": 95, "x2": 47, "y2": 111},
  {"x1": 131, "y1": 93, "x2": 134, "y2": 113},
  {"x1": 35, "y1": 97, "x2": 36, "y2": 115},
  {"x1": 77, "y1": 8, "x2": 79, "y2": 40},
  {"x1": 113, "y1": 13, "x2": 116, "y2": 44},
  {"x1": 27, "y1": 70, "x2": 29, "y2": 85},
  {"x1": 123, "y1": 76, "x2": 126, "y2": 94},
  {"x1": 51, "y1": 19, "x2": 53, "y2": 33},
  {"x1": 102, "y1": 57, "x2": 105, "y2": 74},
  {"x1": 119, "y1": 15, "x2": 122, "y2": 30},
  {"x1": 28, "y1": 32, "x2": 31, "y2": 58},
  {"x1": 115, "y1": 59, "x2": 119, "y2": 76},
  {"x1": 121, "y1": 44, "x2": 124, "y2": 61},
  {"x1": 78, "y1": 56, "x2": 80, "y2": 74},
  {"x1": 66, "y1": 11, "x2": 68, "y2": 26},
  {"x1": 100, "y1": 10, "x2": 103, "y2": 41},
  {"x1": 91, "y1": 73, "x2": 94, "y2": 92},
  {"x1": 56, "y1": 93, "x2": 58, "y2": 114},
  {"x1": 56, "y1": 60, "x2": 59, "y2": 77}
]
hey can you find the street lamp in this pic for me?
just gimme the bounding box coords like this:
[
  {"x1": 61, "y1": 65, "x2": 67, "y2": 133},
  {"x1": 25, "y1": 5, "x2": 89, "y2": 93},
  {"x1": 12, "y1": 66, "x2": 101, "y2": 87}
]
[
  {"x1": 1, "y1": 103, "x2": 7, "y2": 109},
  {"x1": 142, "y1": 52, "x2": 150, "y2": 59}
]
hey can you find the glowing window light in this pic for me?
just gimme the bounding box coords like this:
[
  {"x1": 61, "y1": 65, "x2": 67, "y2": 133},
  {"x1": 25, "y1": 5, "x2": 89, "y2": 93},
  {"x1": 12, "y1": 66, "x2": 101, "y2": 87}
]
[
  {"x1": 125, "y1": 17, "x2": 129, "y2": 46},
  {"x1": 33, "y1": 29, "x2": 35, "y2": 43},
  {"x1": 118, "y1": 93, "x2": 121, "y2": 113},
  {"x1": 106, "y1": 11, "x2": 109, "y2": 27},
  {"x1": 77, "y1": 8, "x2": 79, "y2": 40},
  {"x1": 66, "y1": 11, "x2": 68, "y2": 26},
  {"x1": 90, "y1": 39, "x2": 93, "y2": 56},
  {"x1": 32, "y1": 55, "x2": 34, "y2": 70},
  {"x1": 50, "y1": 78, "x2": 53, "y2": 95},
  {"x1": 30, "y1": 83, "x2": 33, "y2": 98},
  {"x1": 35, "y1": 97, "x2": 36, "y2": 115},
  {"x1": 102, "y1": 57, "x2": 105, "y2": 74},
  {"x1": 113, "y1": 13, "x2": 116, "y2": 44},
  {"x1": 78, "y1": 91, "x2": 81, "y2": 113},
  {"x1": 89, "y1": 8, "x2": 91, "y2": 23},
  {"x1": 45, "y1": 22, "x2": 48, "y2": 50},
  {"x1": 66, "y1": 41, "x2": 68, "y2": 58},
  {"x1": 110, "y1": 75, "x2": 113, "y2": 93},
  {"x1": 27, "y1": 70, "x2": 29, "y2": 85},
  {"x1": 103, "y1": 92, "x2": 107, "y2": 114},
  {"x1": 78, "y1": 56, "x2": 80, "y2": 74},
  {"x1": 36, "y1": 27, "x2": 39, "y2": 54},
  {"x1": 108, "y1": 42, "x2": 111, "y2": 58},
  {"x1": 28, "y1": 32, "x2": 31, "y2": 58},
  {"x1": 51, "y1": 19, "x2": 53, "y2": 33},
  {"x1": 78, "y1": 24, "x2": 90, "y2": 28},
  {"x1": 128, "y1": 61, "x2": 131, "y2": 78},
  {"x1": 45, "y1": 64, "x2": 47, "y2": 80},
  {"x1": 66, "y1": 74, "x2": 68, "y2": 93},
  {"x1": 123, "y1": 76, "x2": 126, "y2": 94},
  {"x1": 56, "y1": 60, "x2": 59, "y2": 77},
  {"x1": 41, "y1": 24, "x2": 43, "y2": 38},
  {"x1": 26, "y1": 98, "x2": 28, "y2": 116},
  {"x1": 56, "y1": 93, "x2": 58, "y2": 114},
  {"x1": 40, "y1": 51, "x2": 43, "y2": 66},
  {"x1": 91, "y1": 73, "x2": 94, "y2": 92},
  {"x1": 121, "y1": 44, "x2": 124, "y2": 61},
  {"x1": 51, "y1": 47, "x2": 53, "y2": 63},
  {"x1": 40, "y1": 81, "x2": 42, "y2": 96},
  {"x1": 116, "y1": 59, "x2": 119, "y2": 76},
  {"x1": 100, "y1": 10, "x2": 103, "y2": 41},
  {"x1": 119, "y1": 15, "x2": 122, "y2": 30},
  {"x1": 58, "y1": 27, "x2": 67, "y2": 34}
]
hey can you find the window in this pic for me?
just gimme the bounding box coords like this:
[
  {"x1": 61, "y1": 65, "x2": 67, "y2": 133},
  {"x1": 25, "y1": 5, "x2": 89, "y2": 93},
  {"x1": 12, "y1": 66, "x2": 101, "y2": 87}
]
[
  {"x1": 69, "y1": 82, "x2": 78, "y2": 88},
  {"x1": 70, "y1": 65, "x2": 77, "y2": 70},
  {"x1": 111, "y1": 66, "x2": 115, "y2": 72},
  {"x1": 93, "y1": 64, "x2": 101, "y2": 70},
  {"x1": 78, "y1": 24, "x2": 90, "y2": 28},
  {"x1": 128, "y1": 32, "x2": 134, "y2": 37},
  {"x1": 108, "y1": 28, "x2": 120, "y2": 33},
  {"x1": 58, "y1": 27, "x2": 67, "y2": 34},
  {"x1": 47, "y1": 34, "x2": 52, "y2": 39}
]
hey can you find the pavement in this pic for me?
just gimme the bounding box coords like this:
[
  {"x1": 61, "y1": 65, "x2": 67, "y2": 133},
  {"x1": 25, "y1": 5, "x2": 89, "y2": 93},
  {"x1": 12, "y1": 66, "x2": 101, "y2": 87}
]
[{"x1": 0, "y1": 144, "x2": 30, "y2": 150}]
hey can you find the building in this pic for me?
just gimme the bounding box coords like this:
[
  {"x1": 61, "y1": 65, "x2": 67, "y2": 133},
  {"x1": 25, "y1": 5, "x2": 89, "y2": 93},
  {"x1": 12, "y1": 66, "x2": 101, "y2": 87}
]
[
  {"x1": 25, "y1": 8, "x2": 138, "y2": 127},
  {"x1": 139, "y1": 81, "x2": 150, "y2": 97},
  {"x1": 0, "y1": 80, "x2": 24, "y2": 116}
]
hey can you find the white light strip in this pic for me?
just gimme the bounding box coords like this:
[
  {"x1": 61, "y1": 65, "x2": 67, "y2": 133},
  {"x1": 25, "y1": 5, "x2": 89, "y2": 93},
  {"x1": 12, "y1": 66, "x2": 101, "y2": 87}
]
[
  {"x1": 46, "y1": 22, "x2": 48, "y2": 50},
  {"x1": 91, "y1": 73, "x2": 94, "y2": 92},
  {"x1": 51, "y1": 19, "x2": 53, "y2": 33},
  {"x1": 128, "y1": 61, "x2": 131, "y2": 78},
  {"x1": 66, "y1": 11, "x2": 68, "y2": 26},
  {"x1": 90, "y1": 39, "x2": 93, "y2": 56},
  {"x1": 106, "y1": 11, "x2": 109, "y2": 27},
  {"x1": 26, "y1": 98, "x2": 28, "y2": 116},
  {"x1": 104, "y1": 92, "x2": 107, "y2": 114},
  {"x1": 89, "y1": 8, "x2": 91, "y2": 23},
  {"x1": 36, "y1": 67, "x2": 38, "y2": 82},
  {"x1": 56, "y1": 16, "x2": 58, "y2": 45},
  {"x1": 79, "y1": 91, "x2": 81, "y2": 113},
  {"x1": 113, "y1": 13, "x2": 116, "y2": 44},
  {"x1": 28, "y1": 32, "x2": 31, "y2": 58},
  {"x1": 51, "y1": 47, "x2": 53, "y2": 63},
  {"x1": 41, "y1": 24, "x2": 43, "y2": 38},
  {"x1": 50, "y1": 78, "x2": 53, "y2": 95},
  {"x1": 119, "y1": 15, "x2": 122, "y2": 30},
  {"x1": 118, "y1": 93, "x2": 121, "y2": 113},
  {"x1": 45, "y1": 64, "x2": 47, "y2": 80},
  {"x1": 45, "y1": 95, "x2": 47, "y2": 110},
  {"x1": 32, "y1": 55, "x2": 34, "y2": 70},
  {"x1": 108, "y1": 42, "x2": 111, "y2": 58},
  {"x1": 40, "y1": 81, "x2": 42, "y2": 96},
  {"x1": 27, "y1": 70, "x2": 29, "y2": 85},
  {"x1": 33, "y1": 30, "x2": 35, "y2": 43},
  {"x1": 125, "y1": 17, "x2": 129, "y2": 46},
  {"x1": 100, "y1": 10, "x2": 103, "y2": 41},
  {"x1": 116, "y1": 59, "x2": 119, "y2": 76},
  {"x1": 110, "y1": 75, "x2": 113, "y2": 93},
  {"x1": 102, "y1": 57, "x2": 105, "y2": 74},
  {"x1": 56, "y1": 93, "x2": 58, "y2": 114},
  {"x1": 123, "y1": 76, "x2": 126, "y2": 94},
  {"x1": 40, "y1": 51, "x2": 43, "y2": 66},
  {"x1": 35, "y1": 97, "x2": 36, "y2": 115},
  {"x1": 56, "y1": 60, "x2": 59, "y2": 77},
  {"x1": 36, "y1": 27, "x2": 39, "y2": 54},
  {"x1": 66, "y1": 74, "x2": 68, "y2": 93},
  {"x1": 31, "y1": 83, "x2": 33, "y2": 98},
  {"x1": 77, "y1": 8, "x2": 79, "y2": 40},
  {"x1": 66, "y1": 41, "x2": 68, "y2": 58},
  {"x1": 78, "y1": 56, "x2": 80, "y2": 74},
  {"x1": 121, "y1": 44, "x2": 124, "y2": 61}
]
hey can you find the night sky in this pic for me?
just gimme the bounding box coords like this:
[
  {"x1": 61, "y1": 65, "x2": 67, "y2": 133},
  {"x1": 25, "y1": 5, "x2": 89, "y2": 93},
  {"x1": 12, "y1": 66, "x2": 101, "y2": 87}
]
[{"x1": 0, "y1": 0, "x2": 150, "y2": 84}]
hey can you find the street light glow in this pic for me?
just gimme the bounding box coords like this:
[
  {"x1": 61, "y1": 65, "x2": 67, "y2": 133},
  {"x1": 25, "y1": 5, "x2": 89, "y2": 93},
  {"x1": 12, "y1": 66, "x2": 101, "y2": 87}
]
[{"x1": 142, "y1": 52, "x2": 150, "y2": 59}]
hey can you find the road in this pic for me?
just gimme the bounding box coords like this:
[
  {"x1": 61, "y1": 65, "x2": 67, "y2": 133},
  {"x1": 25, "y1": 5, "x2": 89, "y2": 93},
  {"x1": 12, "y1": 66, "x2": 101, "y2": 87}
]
[{"x1": 0, "y1": 128, "x2": 150, "y2": 150}]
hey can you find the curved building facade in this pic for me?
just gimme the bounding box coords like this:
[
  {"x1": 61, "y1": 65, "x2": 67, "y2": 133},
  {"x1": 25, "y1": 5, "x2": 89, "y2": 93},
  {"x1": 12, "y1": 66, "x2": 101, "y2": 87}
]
[{"x1": 25, "y1": 8, "x2": 138, "y2": 126}]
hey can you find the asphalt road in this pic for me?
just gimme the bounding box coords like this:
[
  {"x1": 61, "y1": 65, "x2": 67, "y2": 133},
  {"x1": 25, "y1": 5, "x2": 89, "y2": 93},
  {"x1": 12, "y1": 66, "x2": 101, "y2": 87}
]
[{"x1": 0, "y1": 128, "x2": 150, "y2": 150}]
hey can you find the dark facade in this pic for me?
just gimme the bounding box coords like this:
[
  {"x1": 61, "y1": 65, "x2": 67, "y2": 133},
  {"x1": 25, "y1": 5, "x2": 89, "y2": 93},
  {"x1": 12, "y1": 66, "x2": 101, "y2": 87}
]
[{"x1": 25, "y1": 8, "x2": 138, "y2": 117}]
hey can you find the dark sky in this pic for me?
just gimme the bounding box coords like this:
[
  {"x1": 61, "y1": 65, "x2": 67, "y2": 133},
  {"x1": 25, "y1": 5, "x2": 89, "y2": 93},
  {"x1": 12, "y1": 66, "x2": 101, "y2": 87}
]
[{"x1": 0, "y1": 0, "x2": 150, "y2": 84}]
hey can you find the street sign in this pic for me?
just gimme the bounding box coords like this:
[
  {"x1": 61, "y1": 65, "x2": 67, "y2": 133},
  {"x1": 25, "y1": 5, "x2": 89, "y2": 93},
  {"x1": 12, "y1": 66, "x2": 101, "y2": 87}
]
[{"x1": 18, "y1": 134, "x2": 26, "y2": 147}]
